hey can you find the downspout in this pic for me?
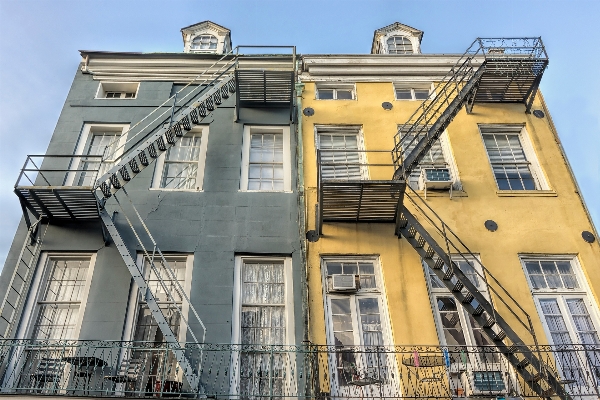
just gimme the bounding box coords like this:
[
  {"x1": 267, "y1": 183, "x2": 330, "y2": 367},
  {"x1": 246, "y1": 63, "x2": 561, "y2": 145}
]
[{"x1": 295, "y1": 62, "x2": 309, "y2": 344}]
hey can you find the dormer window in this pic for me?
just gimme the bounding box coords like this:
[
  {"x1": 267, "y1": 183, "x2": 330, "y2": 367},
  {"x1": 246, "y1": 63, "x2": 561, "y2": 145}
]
[
  {"x1": 387, "y1": 36, "x2": 413, "y2": 54},
  {"x1": 191, "y1": 35, "x2": 218, "y2": 51}
]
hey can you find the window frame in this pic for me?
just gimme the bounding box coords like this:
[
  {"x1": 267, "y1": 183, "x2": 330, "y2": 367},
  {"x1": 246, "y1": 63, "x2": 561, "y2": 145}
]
[
  {"x1": 122, "y1": 253, "x2": 194, "y2": 343},
  {"x1": 315, "y1": 84, "x2": 356, "y2": 100},
  {"x1": 17, "y1": 252, "x2": 97, "y2": 341},
  {"x1": 315, "y1": 125, "x2": 369, "y2": 181},
  {"x1": 65, "y1": 123, "x2": 130, "y2": 187},
  {"x1": 151, "y1": 125, "x2": 209, "y2": 191},
  {"x1": 393, "y1": 84, "x2": 434, "y2": 101},
  {"x1": 240, "y1": 125, "x2": 292, "y2": 192},
  {"x1": 95, "y1": 82, "x2": 139, "y2": 100},
  {"x1": 190, "y1": 34, "x2": 218, "y2": 51},
  {"x1": 386, "y1": 35, "x2": 415, "y2": 55},
  {"x1": 479, "y1": 124, "x2": 549, "y2": 191}
]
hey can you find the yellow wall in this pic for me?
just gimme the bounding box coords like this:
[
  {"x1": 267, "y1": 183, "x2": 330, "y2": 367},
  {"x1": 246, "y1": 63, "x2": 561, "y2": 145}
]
[{"x1": 301, "y1": 81, "x2": 600, "y2": 346}]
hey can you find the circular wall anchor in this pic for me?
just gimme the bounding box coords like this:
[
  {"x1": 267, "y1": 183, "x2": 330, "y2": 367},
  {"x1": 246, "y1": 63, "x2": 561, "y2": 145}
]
[
  {"x1": 533, "y1": 110, "x2": 545, "y2": 118},
  {"x1": 303, "y1": 107, "x2": 314, "y2": 116},
  {"x1": 484, "y1": 220, "x2": 498, "y2": 232},
  {"x1": 382, "y1": 102, "x2": 393, "y2": 110},
  {"x1": 582, "y1": 231, "x2": 596, "y2": 243},
  {"x1": 306, "y1": 230, "x2": 319, "y2": 242}
]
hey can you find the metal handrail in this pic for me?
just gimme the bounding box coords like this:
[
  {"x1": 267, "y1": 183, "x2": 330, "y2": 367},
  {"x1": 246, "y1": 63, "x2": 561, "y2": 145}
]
[{"x1": 15, "y1": 155, "x2": 104, "y2": 188}]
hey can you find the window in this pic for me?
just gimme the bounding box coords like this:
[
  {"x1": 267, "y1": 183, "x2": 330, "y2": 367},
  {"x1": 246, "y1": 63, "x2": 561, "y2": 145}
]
[
  {"x1": 30, "y1": 255, "x2": 94, "y2": 340},
  {"x1": 480, "y1": 125, "x2": 546, "y2": 191},
  {"x1": 191, "y1": 34, "x2": 218, "y2": 51},
  {"x1": 322, "y1": 257, "x2": 399, "y2": 398},
  {"x1": 316, "y1": 85, "x2": 355, "y2": 100},
  {"x1": 395, "y1": 87, "x2": 430, "y2": 101},
  {"x1": 96, "y1": 82, "x2": 139, "y2": 99},
  {"x1": 387, "y1": 36, "x2": 413, "y2": 54},
  {"x1": 316, "y1": 126, "x2": 367, "y2": 180},
  {"x1": 67, "y1": 123, "x2": 129, "y2": 187},
  {"x1": 152, "y1": 126, "x2": 209, "y2": 190},
  {"x1": 523, "y1": 256, "x2": 600, "y2": 391},
  {"x1": 240, "y1": 126, "x2": 291, "y2": 192},
  {"x1": 232, "y1": 256, "x2": 294, "y2": 398},
  {"x1": 398, "y1": 127, "x2": 459, "y2": 190}
]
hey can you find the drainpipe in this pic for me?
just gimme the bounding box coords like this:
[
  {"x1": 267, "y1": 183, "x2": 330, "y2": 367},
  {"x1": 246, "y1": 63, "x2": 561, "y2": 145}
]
[{"x1": 295, "y1": 65, "x2": 310, "y2": 344}]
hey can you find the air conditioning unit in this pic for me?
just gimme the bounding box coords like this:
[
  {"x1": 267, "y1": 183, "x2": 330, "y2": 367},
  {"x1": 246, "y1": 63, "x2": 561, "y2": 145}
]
[
  {"x1": 461, "y1": 369, "x2": 507, "y2": 397},
  {"x1": 418, "y1": 168, "x2": 452, "y2": 190},
  {"x1": 330, "y1": 274, "x2": 357, "y2": 292}
]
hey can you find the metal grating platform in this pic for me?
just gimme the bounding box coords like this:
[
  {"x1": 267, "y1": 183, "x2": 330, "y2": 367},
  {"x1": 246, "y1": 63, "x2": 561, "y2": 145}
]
[
  {"x1": 15, "y1": 187, "x2": 99, "y2": 220},
  {"x1": 235, "y1": 69, "x2": 295, "y2": 108},
  {"x1": 474, "y1": 59, "x2": 547, "y2": 103},
  {"x1": 320, "y1": 181, "x2": 404, "y2": 222}
]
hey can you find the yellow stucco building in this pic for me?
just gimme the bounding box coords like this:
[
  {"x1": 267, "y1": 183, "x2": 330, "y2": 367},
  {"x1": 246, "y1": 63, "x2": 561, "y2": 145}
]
[{"x1": 298, "y1": 22, "x2": 600, "y2": 398}]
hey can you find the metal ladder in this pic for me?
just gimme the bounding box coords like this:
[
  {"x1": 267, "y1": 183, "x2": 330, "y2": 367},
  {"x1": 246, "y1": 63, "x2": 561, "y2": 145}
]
[
  {"x1": 0, "y1": 218, "x2": 48, "y2": 339},
  {"x1": 90, "y1": 54, "x2": 238, "y2": 392},
  {"x1": 391, "y1": 39, "x2": 567, "y2": 398}
]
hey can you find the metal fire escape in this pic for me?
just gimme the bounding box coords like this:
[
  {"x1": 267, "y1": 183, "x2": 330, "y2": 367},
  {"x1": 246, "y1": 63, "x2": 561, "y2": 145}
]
[
  {"x1": 316, "y1": 38, "x2": 570, "y2": 398},
  {"x1": 5, "y1": 46, "x2": 295, "y2": 393}
]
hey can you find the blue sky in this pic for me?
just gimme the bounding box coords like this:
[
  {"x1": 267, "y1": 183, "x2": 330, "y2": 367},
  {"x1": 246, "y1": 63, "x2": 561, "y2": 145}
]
[{"x1": 0, "y1": 0, "x2": 598, "y2": 269}]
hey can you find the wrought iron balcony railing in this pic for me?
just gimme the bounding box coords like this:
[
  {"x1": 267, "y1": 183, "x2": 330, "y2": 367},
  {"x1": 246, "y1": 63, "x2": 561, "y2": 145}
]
[{"x1": 0, "y1": 340, "x2": 598, "y2": 398}]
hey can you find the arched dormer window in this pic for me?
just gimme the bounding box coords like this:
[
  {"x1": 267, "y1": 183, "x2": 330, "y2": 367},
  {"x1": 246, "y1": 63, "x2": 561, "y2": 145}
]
[
  {"x1": 191, "y1": 34, "x2": 218, "y2": 51},
  {"x1": 387, "y1": 36, "x2": 413, "y2": 54}
]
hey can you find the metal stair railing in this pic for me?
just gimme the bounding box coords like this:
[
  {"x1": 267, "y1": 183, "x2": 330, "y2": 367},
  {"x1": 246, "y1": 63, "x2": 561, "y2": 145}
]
[
  {"x1": 392, "y1": 38, "x2": 547, "y2": 181},
  {"x1": 397, "y1": 186, "x2": 570, "y2": 399},
  {"x1": 94, "y1": 65, "x2": 238, "y2": 200},
  {"x1": 0, "y1": 218, "x2": 49, "y2": 340}
]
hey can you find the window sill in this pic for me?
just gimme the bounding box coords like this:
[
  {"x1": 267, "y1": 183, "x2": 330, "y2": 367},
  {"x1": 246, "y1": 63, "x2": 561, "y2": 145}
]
[
  {"x1": 94, "y1": 98, "x2": 137, "y2": 100},
  {"x1": 496, "y1": 190, "x2": 557, "y2": 197},
  {"x1": 413, "y1": 189, "x2": 468, "y2": 198},
  {"x1": 149, "y1": 188, "x2": 203, "y2": 192},
  {"x1": 314, "y1": 99, "x2": 356, "y2": 101},
  {"x1": 239, "y1": 190, "x2": 294, "y2": 193}
]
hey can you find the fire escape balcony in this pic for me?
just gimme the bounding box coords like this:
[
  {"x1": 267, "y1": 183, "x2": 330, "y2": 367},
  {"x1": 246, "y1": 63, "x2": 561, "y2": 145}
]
[
  {"x1": 316, "y1": 149, "x2": 404, "y2": 234},
  {"x1": 14, "y1": 155, "x2": 102, "y2": 225}
]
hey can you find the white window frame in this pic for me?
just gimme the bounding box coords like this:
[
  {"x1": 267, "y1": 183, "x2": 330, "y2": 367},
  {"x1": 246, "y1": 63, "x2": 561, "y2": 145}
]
[
  {"x1": 315, "y1": 125, "x2": 369, "y2": 180},
  {"x1": 398, "y1": 127, "x2": 461, "y2": 191},
  {"x1": 95, "y1": 82, "x2": 139, "y2": 99},
  {"x1": 65, "y1": 123, "x2": 130, "y2": 186},
  {"x1": 385, "y1": 35, "x2": 416, "y2": 55},
  {"x1": 122, "y1": 253, "x2": 194, "y2": 344},
  {"x1": 240, "y1": 125, "x2": 292, "y2": 192},
  {"x1": 17, "y1": 252, "x2": 97, "y2": 341},
  {"x1": 320, "y1": 256, "x2": 400, "y2": 398},
  {"x1": 479, "y1": 124, "x2": 549, "y2": 191},
  {"x1": 393, "y1": 83, "x2": 435, "y2": 101},
  {"x1": 151, "y1": 125, "x2": 209, "y2": 191},
  {"x1": 315, "y1": 83, "x2": 356, "y2": 100},
  {"x1": 230, "y1": 256, "x2": 295, "y2": 398},
  {"x1": 521, "y1": 255, "x2": 600, "y2": 392},
  {"x1": 190, "y1": 34, "x2": 218, "y2": 52}
]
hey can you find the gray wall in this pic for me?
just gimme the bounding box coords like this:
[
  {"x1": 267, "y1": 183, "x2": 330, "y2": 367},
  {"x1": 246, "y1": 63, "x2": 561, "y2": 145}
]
[{"x1": 0, "y1": 63, "x2": 304, "y2": 345}]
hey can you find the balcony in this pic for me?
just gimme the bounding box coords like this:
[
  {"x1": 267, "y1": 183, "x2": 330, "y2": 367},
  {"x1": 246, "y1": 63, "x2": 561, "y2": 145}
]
[
  {"x1": 316, "y1": 150, "x2": 404, "y2": 234},
  {"x1": 14, "y1": 155, "x2": 104, "y2": 222},
  {"x1": 0, "y1": 340, "x2": 598, "y2": 398}
]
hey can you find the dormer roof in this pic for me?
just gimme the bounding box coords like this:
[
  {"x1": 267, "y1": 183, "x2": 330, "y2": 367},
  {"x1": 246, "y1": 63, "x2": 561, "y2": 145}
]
[
  {"x1": 181, "y1": 20, "x2": 232, "y2": 54},
  {"x1": 371, "y1": 22, "x2": 424, "y2": 54}
]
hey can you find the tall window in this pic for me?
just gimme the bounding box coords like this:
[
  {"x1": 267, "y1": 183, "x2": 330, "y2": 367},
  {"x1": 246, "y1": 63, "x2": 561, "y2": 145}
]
[
  {"x1": 191, "y1": 34, "x2": 218, "y2": 51},
  {"x1": 233, "y1": 257, "x2": 293, "y2": 398},
  {"x1": 398, "y1": 127, "x2": 457, "y2": 190},
  {"x1": 32, "y1": 257, "x2": 91, "y2": 340},
  {"x1": 480, "y1": 125, "x2": 545, "y2": 190},
  {"x1": 317, "y1": 126, "x2": 366, "y2": 180},
  {"x1": 322, "y1": 258, "x2": 399, "y2": 398},
  {"x1": 154, "y1": 127, "x2": 208, "y2": 190},
  {"x1": 241, "y1": 126, "x2": 291, "y2": 191},
  {"x1": 523, "y1": 257, "x2": 600, "y2": 391},
  {"x1": 387, "y1": 36, "x2": 413, "y2": 54}
]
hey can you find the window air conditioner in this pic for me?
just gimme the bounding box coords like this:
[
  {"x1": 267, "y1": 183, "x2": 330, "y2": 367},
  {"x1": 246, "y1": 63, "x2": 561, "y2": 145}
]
[
  {"x1": 461, "y1": 370, "x2": 507, "y2": 397},
  {"x1": 330, "y1": 274, "x2": 357, "y2": 292},
  {"x1": 418, "y1": 168, "x2": 454, "y2": 199}
]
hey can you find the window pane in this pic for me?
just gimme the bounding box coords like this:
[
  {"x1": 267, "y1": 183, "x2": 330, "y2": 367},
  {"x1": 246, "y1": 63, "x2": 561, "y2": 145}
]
[
  {"x1": 413, "y1": 89, "x2": 429, "y2": 100},
  {"x1": 395, "y1": 89, "x2": 412, "y2": 100},
  {"x1": 318, "y1": 89, "x2": 334, "y2": 100},
  {"x1": 437, "y1": 297, "x2": 466, "y2": 346},
  {"x1": 247, "y1": 132, "x2": 284, "y2": 191},
  {"x1": 336, "y1": 90, "x2": 353, "y2": 100},
  {"x1": 160, "y1": 131, "x2": 202, "y2": 189}
]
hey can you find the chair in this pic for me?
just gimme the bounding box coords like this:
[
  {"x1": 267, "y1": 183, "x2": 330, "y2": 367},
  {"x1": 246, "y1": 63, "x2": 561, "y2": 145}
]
[
  {"x1": 30, "y1": 358, "x2": 66, "y2": 392},
  {"x1": 104, "y1": 358, "x2": 144, "y2": 396}
]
